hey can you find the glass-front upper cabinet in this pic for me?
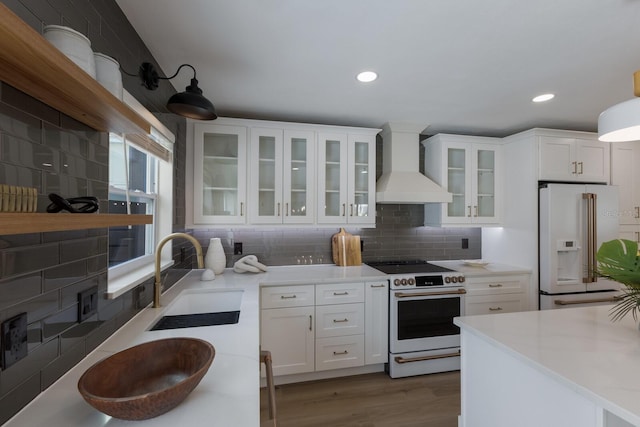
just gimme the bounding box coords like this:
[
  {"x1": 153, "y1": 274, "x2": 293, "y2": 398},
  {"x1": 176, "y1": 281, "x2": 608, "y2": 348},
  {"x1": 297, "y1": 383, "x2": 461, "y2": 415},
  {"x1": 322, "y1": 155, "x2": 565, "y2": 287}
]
[
  {"x1": 424, "y1": 134, "x2": 501, "y2": 226},
  {"x1": 317, "y1": 132, "x2": 376, "y2": 225},
  {"x1": 249, "y1": 128, "x2": 315, "y2": 224},
  {"x1": 193, "y1": 123, "x2": 247, "y2": 224}
]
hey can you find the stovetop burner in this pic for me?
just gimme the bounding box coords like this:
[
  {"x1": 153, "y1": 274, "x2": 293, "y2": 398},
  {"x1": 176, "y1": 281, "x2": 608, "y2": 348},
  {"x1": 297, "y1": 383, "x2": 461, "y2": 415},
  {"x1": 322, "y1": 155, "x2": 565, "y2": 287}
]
[{"x1": 366, "y1": 260, "x2": 455, "y2": 275}]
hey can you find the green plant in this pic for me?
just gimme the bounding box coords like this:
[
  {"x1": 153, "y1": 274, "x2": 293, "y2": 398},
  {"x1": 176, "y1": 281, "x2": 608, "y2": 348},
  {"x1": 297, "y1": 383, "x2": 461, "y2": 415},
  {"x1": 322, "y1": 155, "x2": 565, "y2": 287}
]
[{"x1": 596, "y1": 239, "x2": 640, "y2": 321}]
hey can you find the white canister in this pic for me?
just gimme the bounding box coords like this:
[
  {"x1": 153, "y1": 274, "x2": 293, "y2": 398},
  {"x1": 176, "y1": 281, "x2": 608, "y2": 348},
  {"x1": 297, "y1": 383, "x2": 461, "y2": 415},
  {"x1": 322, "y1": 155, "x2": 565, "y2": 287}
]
[
  {"x1": 43, "y1": 25, "x2": 95, "y2": 78},
  {"x1": 204, "y1": 238, "x2": 226, "y2": 274},
  {"x1": 93, "y1": 53, "x2": 123, "y2": 100}
]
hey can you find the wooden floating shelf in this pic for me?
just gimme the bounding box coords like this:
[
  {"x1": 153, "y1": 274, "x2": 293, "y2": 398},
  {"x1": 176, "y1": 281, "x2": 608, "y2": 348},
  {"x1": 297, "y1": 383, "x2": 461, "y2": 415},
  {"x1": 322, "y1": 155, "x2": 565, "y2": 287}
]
[
  {"x1": 0, "y1": 213, "x2": 152, "y2": 235},
  {"x1": 0, "y1": 3, "x2": 151, "y2": 135}
]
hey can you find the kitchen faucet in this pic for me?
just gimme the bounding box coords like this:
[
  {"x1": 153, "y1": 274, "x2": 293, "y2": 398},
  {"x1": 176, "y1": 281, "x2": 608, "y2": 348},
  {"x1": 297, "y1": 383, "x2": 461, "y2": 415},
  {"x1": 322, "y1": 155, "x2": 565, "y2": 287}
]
[{"x1": 154, "y1": 232, "x2": 204, "y2": 308}]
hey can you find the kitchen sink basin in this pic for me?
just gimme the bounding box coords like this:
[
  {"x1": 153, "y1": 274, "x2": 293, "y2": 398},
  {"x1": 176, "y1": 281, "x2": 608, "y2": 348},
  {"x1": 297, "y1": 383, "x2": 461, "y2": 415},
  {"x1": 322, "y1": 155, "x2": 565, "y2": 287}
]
[
  {"x1": 150, "y1": 311, "x2": 240, "y2": 330},
  {"x1": 149, "y1": 289, "x2": 243, "y2": 331}
]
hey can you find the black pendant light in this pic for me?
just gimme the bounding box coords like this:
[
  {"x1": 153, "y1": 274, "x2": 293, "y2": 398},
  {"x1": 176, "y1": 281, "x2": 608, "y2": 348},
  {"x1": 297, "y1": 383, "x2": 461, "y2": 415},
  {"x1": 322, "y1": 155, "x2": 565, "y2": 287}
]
[{"x1": 135, "y1": 62, "x2": 217, "y2": 120}]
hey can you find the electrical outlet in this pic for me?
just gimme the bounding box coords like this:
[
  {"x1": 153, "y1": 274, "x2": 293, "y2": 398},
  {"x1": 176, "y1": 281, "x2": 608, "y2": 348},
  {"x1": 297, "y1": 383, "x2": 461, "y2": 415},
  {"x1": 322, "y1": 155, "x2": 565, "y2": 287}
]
[
  {"x1": 78, "y1": 287, "x2": 98, "y2": 323},
  {"x1": 1, "y1": 312, "x2": 28, "y2": 370},
  {"x1": 234, "y1": 242, "x2": 243, "y2": 255},
  {"x1": 461, "y1": 238, "x2": 469, "y2": 249}
]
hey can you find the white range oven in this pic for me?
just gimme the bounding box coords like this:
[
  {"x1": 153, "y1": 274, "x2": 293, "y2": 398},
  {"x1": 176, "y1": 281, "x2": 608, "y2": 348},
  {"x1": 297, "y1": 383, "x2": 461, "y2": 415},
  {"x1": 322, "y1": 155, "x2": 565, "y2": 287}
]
[{"x1": 367, "y1": 260, "x2": 466, "y2": 378}]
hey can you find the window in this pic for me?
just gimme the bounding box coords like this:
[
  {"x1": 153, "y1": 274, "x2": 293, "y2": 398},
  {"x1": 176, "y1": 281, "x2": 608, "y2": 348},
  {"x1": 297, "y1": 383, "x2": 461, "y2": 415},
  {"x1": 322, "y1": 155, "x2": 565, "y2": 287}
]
[
  {"x1": 108, "y1": 135, "x2": 157, "y2": 267},
  {"x1": 107, "y1": 130, "x2": 174, "y2": 297}
]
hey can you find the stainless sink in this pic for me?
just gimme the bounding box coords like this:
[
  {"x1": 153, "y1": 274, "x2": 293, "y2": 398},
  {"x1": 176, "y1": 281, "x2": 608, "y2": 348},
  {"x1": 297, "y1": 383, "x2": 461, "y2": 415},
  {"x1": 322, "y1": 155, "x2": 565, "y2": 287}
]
[{"x1": 150, "y1": 289, "x2": 243, "y2": 331}]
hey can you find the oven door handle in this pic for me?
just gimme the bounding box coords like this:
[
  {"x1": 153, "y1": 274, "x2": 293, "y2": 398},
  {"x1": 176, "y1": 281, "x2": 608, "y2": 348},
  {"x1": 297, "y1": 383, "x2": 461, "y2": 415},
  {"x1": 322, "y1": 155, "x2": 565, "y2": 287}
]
[
  {"x1": 394, "y1": 350, "x2": 461, "y2": 364},
  {"x1": 394, "y1": 289, "x2": 466, "y2": 298},
  {"x1": 554, "y1": 295, "x2": 622, "y2": 306}
]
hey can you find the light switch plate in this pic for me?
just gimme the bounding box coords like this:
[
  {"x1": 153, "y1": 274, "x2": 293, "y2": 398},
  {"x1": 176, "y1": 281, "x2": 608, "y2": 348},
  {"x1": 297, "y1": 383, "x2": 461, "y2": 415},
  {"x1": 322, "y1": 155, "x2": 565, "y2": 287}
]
[
  {"x1": 78, "y1": 287, "x2": 98, "y2": 322},
  {"x1": 1, "y1": 312, "x2": 28, "y2": 370}
]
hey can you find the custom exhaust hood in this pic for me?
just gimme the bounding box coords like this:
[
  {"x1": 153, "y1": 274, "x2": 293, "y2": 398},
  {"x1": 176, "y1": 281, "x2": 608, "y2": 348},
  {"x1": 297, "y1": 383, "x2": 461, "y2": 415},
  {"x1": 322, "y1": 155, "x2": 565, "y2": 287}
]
[{"x1": 376, "y1": 122, "x2": 452, "y2": 204}]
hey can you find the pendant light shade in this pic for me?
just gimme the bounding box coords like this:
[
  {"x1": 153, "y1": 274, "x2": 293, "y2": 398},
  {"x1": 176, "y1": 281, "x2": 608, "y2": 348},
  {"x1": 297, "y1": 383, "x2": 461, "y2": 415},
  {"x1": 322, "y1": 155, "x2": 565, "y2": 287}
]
[
  {"x1": 598, "y1": 71, "x2": 640, "y2": 142},
  {"x1": 167, "y1": 78, "x2": 217, "y2": 120},
  {"x1": 131, "y1": 62, "x2": 217, "y2": 121}
]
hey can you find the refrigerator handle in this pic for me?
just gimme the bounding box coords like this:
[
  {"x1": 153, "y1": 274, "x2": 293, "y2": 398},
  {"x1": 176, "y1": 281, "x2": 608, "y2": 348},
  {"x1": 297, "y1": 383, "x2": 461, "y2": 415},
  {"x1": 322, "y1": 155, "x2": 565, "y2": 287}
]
[{"x1": 582, "y1": 193, "x2": 597, "y2": 283}]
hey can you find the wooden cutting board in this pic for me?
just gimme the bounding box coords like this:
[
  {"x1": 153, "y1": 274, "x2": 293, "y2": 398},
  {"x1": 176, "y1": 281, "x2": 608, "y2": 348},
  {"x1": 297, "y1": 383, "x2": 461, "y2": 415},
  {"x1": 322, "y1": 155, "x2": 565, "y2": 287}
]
[{"x1": 331, "y1": 228, "x2": 362, "y2": 266}]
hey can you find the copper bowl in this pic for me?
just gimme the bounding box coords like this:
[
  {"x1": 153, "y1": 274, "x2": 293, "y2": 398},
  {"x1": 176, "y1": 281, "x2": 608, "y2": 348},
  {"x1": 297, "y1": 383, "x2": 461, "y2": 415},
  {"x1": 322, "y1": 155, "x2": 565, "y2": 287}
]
[{"x1": 78, "y1": 338, "x2": 215, "y2": 420}]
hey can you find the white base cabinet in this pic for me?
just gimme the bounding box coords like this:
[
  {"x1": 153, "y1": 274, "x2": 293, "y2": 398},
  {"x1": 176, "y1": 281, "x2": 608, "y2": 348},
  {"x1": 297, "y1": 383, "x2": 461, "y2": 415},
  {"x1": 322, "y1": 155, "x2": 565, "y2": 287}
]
[
  {"x1": 464, "y1": 274, "x2": 529, "y2": 316},
  {"x1": 260, "y1": 280, "x2": 388, "y2": 379}
]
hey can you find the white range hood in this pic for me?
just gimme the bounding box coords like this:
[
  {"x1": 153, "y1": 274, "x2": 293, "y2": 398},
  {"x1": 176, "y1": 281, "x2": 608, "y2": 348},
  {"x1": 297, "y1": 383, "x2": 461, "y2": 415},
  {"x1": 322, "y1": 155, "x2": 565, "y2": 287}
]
[{"x1": 376, "y1": 122, "x2": 452, "y2": 204}]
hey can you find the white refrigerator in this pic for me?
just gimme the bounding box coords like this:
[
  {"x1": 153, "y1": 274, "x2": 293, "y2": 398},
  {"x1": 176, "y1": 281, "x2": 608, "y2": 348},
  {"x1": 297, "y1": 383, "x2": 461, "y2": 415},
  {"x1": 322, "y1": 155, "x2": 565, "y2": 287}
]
[{"x1": 539, "y1": 183, "x2": 622, "y2": 309}]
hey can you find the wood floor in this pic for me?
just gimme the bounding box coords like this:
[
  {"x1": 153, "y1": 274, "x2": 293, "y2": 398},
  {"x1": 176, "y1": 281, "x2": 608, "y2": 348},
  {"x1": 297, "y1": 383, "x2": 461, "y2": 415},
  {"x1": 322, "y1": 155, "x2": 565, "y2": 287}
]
[{"x1": 260, "y1": 371, "x2": 461, "y2": 427}]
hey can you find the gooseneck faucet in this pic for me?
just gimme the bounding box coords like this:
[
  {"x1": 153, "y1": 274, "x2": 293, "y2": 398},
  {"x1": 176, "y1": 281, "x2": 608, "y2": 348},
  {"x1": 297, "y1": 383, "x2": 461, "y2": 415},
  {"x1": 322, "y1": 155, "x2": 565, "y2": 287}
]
[{"x1": 154, "y1": 232, "x2": 204, "y2": 308}]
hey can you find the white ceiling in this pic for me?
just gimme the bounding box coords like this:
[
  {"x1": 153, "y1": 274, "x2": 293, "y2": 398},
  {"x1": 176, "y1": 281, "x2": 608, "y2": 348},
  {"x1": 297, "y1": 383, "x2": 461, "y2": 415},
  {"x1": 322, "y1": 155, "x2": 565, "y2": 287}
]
[{"x1": 116, "y1": 0, "x2": 640, "y2": 137}]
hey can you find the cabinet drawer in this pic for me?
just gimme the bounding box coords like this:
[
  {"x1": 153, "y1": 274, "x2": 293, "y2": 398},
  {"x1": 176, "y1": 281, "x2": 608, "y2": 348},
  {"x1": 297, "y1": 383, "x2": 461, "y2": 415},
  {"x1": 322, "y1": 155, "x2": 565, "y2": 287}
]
[
  {"x1": 315, "y1": 282, "x2": 364, "y2": 305},
  {"x1": 315, "y1": 303, "x2": 364, "y2": 338},
  {"x1": 315, "y1": 335, "x2": 364, "y2": 371},
  {"x1": 261, "y1": 285, "x2": 315, "y2": 309},
  {"x1": 465, "y1": 275, "x2": 528, "y2": 295},
  {"x1": 465, "y1": 294, "x2": 526, "y2": 316}
]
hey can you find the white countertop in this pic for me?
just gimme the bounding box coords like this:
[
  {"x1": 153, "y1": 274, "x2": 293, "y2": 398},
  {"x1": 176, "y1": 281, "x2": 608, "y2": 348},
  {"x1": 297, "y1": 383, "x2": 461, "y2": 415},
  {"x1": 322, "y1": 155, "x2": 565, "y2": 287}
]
[
  {"x1": 4, "y1": 264, "x2": 387, "y2": 427},
  {"x1": 430, "y1": 260, "x2": 531, "y2": 277},
  {"x1": 455, "y1": 306, "x2": 640, "y2": 425}
]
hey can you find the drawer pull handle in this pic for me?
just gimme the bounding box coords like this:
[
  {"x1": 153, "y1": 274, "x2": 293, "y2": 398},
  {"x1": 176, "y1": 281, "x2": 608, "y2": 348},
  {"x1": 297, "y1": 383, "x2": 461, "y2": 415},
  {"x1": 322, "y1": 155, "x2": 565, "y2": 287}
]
[
  {"x1": 554, "y1": 296, "x2": 622, "y2": 306},
  {"x1": 280, "y1": 295, "x2": 297, "y2": 299},
  {"x1": 488, "y1": 284, "x2": 503, "y2": 288},
  {"x1": 333, "y1": 350, "x2": 349, "y2": 356},
  {"x1": 489, "y1": 307, "x2": 503, "y2": 311},
  {"x1": 333, "y1": 292, "x2": 349, "y2": 296},
  {"x1": 333, "y1": 318, "x2": 349, "y2": 323},
  {"x1": 370, "y1": 284, "x2": 386, "y2": 288}
]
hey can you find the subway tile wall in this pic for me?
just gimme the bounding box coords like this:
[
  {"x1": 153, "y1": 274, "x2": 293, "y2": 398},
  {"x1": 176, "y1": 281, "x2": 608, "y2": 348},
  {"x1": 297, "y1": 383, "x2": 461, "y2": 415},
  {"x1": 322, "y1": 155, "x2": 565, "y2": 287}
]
[{"x1": 0, "y1": 1, "x2": 180, "y2": 423}]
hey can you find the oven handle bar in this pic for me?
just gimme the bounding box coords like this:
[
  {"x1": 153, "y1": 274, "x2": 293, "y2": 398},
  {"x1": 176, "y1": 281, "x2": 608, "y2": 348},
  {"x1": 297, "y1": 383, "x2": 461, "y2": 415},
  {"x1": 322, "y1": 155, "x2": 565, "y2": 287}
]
[
  {"x1": 394, "y1": 350, "x2": 461, "y2": 364},
  {"x1": 394, "y1": 289, "x2": 467, "y2": 298}
]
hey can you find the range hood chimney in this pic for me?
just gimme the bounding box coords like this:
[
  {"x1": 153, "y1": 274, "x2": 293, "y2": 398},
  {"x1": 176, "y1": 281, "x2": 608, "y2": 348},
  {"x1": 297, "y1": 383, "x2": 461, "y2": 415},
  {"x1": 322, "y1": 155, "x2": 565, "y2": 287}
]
[{"x1": 376, "y1": 122, "x2": 452, "y2": 204}]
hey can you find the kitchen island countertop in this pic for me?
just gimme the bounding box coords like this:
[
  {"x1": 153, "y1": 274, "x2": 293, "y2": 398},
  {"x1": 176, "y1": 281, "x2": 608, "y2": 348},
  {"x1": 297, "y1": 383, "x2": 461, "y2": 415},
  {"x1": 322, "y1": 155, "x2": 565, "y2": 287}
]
[
  {"x1": 4, "y1": 264, "x2": 387, "y2": 427},
  {"x1": 455, "y1": 306, "x2": 640, "y2": 426}
]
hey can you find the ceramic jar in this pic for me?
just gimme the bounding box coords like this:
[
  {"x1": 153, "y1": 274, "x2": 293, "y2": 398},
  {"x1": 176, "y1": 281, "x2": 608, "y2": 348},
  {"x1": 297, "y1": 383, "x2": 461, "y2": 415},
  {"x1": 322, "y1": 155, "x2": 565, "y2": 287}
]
[
  {"x1": 93, "y1": 53, "x2": 123, "y2": 100},
  {"x1": 43, "y1": 25, "x2": 95, "y2": 78},
  {"x1": 204, "y1": 238, "x2": 226, "y2": 274}
]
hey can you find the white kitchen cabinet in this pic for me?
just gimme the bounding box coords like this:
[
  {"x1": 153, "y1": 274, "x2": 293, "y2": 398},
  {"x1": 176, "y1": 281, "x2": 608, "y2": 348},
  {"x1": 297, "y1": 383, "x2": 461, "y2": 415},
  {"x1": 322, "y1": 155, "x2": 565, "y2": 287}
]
[
  {"x1": 423, "y1": 134, "x2": 502, "y2": 226},
  {"x1": 193, "y1": 122, "x2": 248, "y2": 224},
  {"x1": 189, "y1": 117, "x2": 379, "y2": 227},
  {"x1": 317, "y1": 132, "x2": 377, "y2": 225},
  {"x1": 538, "y1": 134, "x2": 609, "y2": 183},
  {"x1": 261, "y1": 280, "x2": 385, "y2": 379},
  {"x1": 611, "y1": 141, "x2": 640, "y2": 226},
  {"x1": 364, "y1": 281, "x2": 388, "y2": 365},
  {"x1": 314, "y1": 282, "x2": 365, "y2": 370},
  {"x1": 249, "y1": 127, "x2": 315, "y2": 224},
  {"x1": 464, "y1": 274, "x2": 529, "y2": 316},
  {"x1": 261, "y1": 285, "x2": 315, "y2": 376}
]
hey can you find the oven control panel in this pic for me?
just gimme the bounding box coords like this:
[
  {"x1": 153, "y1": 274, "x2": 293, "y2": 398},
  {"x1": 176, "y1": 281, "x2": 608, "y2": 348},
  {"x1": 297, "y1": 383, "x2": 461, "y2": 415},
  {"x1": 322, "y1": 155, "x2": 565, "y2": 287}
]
[{"x1": 390, "y1": 274, "x2": 465, "y2": 289}]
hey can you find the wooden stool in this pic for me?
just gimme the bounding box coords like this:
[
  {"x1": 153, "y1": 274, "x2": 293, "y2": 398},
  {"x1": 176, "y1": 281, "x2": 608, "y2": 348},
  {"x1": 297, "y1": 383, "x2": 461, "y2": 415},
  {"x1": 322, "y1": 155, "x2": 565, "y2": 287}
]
[{"x1": 260, "y1": 350, "x2": 277, "y2": 427}]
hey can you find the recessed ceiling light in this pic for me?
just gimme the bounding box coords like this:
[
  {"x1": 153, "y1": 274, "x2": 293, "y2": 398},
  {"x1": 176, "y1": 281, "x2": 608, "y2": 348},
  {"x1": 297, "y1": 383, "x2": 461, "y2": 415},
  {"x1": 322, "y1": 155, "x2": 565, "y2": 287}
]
[
  {"x1": 532, "y1": 93, "x2": 555, "y2": 103},
  {"x1": 356, "y1": 71, "x2": 378, "y2": 83}
]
